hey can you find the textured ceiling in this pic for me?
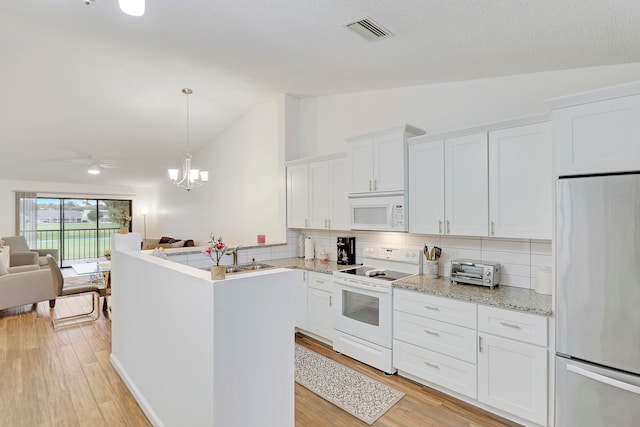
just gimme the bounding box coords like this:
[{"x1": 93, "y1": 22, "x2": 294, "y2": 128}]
[{"x1": 1, "y1": 0, "x2": 639, "y2": 186}]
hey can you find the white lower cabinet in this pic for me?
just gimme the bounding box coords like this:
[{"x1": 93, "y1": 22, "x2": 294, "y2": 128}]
[
  {"x1": 394, "y1": 310, "x2": 477, "y2": 364},
  {"x1": 477, "y1": 332, "x2": 547, "y2": 425},
  {"x1": 305, "y1": 272, "x2": 333, "y2": 343},
  {"x1": 394, "y1": 290, "x2": 549, "y2": 426},
  {"x1": 477, "y1": 305, "x2": 548, "y2": 426},
  {"x1": 393, "y1": 289, "x2": 478, "y2": 398},
  {"x1": 394, "y1": 339, "x2": 477, "y2": 399},
  {"x1": 294, "y1": 270, "x2": 308, "y2": 330}
]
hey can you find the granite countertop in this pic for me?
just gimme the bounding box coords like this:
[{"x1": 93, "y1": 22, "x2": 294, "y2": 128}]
[
  {"x1": 394, "y1": 275, "x2": 552, "y2": 316},
  {"x1": 158, "y1": 242, "x2": 288, "y2": 256},
  {"x1": 267, "y1": 257, "x2": 358, "y2": 274}
]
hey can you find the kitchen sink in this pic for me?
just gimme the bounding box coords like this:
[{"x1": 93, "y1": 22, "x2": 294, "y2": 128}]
[
  {"x1": 201, "y1": 263, "x2": 273, "y2": 275},
  {"x1": 243, "y1": 263, "x2": 271, "y2": 270}
]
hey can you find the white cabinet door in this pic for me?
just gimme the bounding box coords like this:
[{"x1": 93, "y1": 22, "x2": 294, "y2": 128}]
[
  {"x1": 553, "y1": 94, "x2": 640, "y2": 176},
  {"x1": 408, "y1": 140, "x2": 445, "y2": 234},
  {"x1": 295, "y1": 270, "x2": 308, "y2": 329},
  {"x1": 348, "y1": 138, "x2": 374, "y2": 194},
  {"x1": 286, "y1": 164, "x2": 309, "y2": 228},
  {"x1": 373, "y1": 131, "x2": 405, "y2": 193},
  {"x1": 478, "y1": 332, "x2": 548, "y2": 426},
  {"x1": 328, "y1": 158, "x2": 348, "y2": 230},
  {"x1": 394, "y1": 339, "x2": 477, "y2": 399},
  {"x1": 489, "y1": 122, "x2": 552, "y2": 239},
  {"x1": 307, "y1": 287, "x2": 333, "y2": 342},
  {"x1": 445, "y1": 133, "x2": 488, "y2": 237},
  {"x1": 308, "y1": 161, "x2": 329, "y2": 229}
]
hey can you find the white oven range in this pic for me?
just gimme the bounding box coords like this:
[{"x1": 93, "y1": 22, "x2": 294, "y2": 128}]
[{"x1": 333, "y1": 245, "x2": 422, "y2": 374}]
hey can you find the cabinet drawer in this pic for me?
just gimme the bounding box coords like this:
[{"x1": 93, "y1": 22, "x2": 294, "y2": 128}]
[
  {"x1": 394, "y1": 289, "x2": 477, "y2": 329},
  {"x1": 394, "y1": 311, "x2": 477, "y2": 364},
  {"x1": 478, "y1": 305, "x2": 547, "y2": 346},
  {"x1": 393, "y1": 339, "x2": 477, "y2": 399},
  {"x1": 308, "y1": 272, "x2": 332, "y2": 292}
]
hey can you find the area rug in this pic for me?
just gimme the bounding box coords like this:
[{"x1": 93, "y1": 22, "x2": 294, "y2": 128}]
[{"x1": 295, "y1": 344, "x2": 405, "y2": 425}]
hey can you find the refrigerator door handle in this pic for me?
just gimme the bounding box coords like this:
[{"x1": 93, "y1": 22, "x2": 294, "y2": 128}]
[{"x1": 567, "y1": 364, "x2": 640, "y2": 395}]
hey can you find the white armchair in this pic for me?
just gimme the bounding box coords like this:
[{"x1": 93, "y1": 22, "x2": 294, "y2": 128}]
[
  {"x1": 3, "y1": 235, "x2": 59, "y2": 269},
  {"x1": 0, "y1": 265, "x2": 56, "y2": 311}
]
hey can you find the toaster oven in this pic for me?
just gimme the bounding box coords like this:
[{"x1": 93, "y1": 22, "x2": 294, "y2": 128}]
[{"x1": 450, "y1": 260, "x2": 500, "y2": 289}]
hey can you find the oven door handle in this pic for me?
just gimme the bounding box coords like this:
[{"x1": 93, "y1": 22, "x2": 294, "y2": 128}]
[{"x1": 334, "y1": 279, "x2": 392, "y2": 294}]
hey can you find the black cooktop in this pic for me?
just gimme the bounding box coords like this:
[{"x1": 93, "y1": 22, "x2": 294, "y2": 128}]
[{"x1": 338, "y1": 266, "x2": 412, "y2": 282}]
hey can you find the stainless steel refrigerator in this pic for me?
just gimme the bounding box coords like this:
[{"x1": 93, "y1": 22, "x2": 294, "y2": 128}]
[{"x1": 556, "y1": 173, "x2": 640, "y2": 426}]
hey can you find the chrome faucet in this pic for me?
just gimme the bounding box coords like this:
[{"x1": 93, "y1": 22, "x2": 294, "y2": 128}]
[{"x1": 232, "y1": 245, "x2": 243, "y2": 265}]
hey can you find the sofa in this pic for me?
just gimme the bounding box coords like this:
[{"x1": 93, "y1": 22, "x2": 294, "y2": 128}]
[
  {"x1": 2, "y1": 235, "x2": 59, "y2": 269},
  {"x1": 0, "y1": 246, "x2": 56, "y2": 310},
  {"x1": 142, "y1": 236, "x2": 195, "y2": 250}
]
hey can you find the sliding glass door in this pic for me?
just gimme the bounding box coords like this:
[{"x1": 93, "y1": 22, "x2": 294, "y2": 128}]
[{"x1": 20, "y1": 197, "x2": 132, "y2": 267}]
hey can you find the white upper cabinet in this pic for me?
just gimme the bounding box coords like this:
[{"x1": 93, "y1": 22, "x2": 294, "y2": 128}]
[
  {"x1": 286, "y1": 164, "x2": 309, "y2": 229},
  {"x1": 347, "y1": 138, "x2": 375, "y2": 194},
  {"x1": 408, "y1": 133, "x2": 489, "y2": 237},
  {"x1": 328, "y1": 158, "x2": 349, "y2": 231},
  {"x1": 286, "y1": 155, "x2": 348, "y2": 230},
  {"x1": 489, "y1": 122, "x2": 552, "y2": 239},
  {"x1": 347, "y1": 125, "x2": 425, "y2": 195},
  {"x1": 445, "y1": 133, "x2": 489, "y2": 237},
  {"x1": 308, "y1": 161, "x2": 330, "y2": 229},
  {"x1": 545, "y1": 82, "x2": 640, "y2": 176},
  {"x1": 408, "y1": 140, "x2": 445, "y2": 234},
  {"x1": 408, "y1": 115, "x2": 552, "y2": 240}
]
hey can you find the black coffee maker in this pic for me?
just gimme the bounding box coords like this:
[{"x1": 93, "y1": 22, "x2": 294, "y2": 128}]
[{"x1": 336, "y1": 237, "x2": 356, "y2": 265}]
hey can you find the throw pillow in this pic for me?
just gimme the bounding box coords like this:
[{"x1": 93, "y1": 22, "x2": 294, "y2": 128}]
[
  {"x1": 0, "y1": 247, "x2": 9, "y2": 276},
  {"x1": 170, "y1": 240, "x2": 185, "y2": 248}
]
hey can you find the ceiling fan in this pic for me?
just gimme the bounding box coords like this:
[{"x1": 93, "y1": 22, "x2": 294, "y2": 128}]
[
  {"x1": 56, "y1": 154, "x2": 121, "y2": 175},
  {"x1": 87, "y1": 157, "x2": 120, "y2": 175},
  {"x1": 86, "y1": 155, "x2": 120, "y2": 175}
]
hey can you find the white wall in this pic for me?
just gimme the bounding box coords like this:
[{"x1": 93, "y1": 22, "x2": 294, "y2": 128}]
[
  {"x1": 153, "y1": 98, "x2": 286, "y2": 247},
  {"x1": 0, "y1": 178, "x2": 153, "y2": 239},
  {"x1": 296, "y1": 63, "x2": 640, "y2": 158}
]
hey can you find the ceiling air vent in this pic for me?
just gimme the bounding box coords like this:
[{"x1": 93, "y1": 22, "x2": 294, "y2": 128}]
[{"x1": 345, "y1": 17, "x2": 393, "y2": 42}]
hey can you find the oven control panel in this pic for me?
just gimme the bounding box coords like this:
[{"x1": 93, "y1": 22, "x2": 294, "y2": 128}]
[{"x1": 362, "y1": 246, "x2": 421, "y2": 263}]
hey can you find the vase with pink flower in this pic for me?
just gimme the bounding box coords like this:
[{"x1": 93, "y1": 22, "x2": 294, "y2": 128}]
[{"x1": 203, "y1": 234, "x2": 229, "y2": 279}]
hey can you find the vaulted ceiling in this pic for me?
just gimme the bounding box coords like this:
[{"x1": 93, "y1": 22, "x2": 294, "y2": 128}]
[{"x1": 1, "y1": 0, "x2": 639, "y2": 186}]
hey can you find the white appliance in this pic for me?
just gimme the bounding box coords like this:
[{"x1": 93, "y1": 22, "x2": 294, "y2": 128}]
[
  {"x1": 348, "y1": 194, "x2": 407, "y2": 232},
  {"x1": 556, "y1": 173, "x2": 640, "y2": 426},
  {"x1": 333, "y1": 245, "x2": 421, "y2": 374}
]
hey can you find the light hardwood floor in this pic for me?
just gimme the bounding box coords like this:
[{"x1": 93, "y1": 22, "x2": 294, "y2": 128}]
[{"x1": 0, "y1": 299, "x2": 520, "y2": 426}]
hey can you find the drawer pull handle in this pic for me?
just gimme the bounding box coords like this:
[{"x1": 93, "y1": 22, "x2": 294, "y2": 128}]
[
  {"x1": 424, "y1": 329, "x2": 440, "y2": 337},
  {"x1": 424, "y1": 361, "x2": 439, "y2": 369},
  {"x1": 499, "y1": 321, "x2": 521, "y2": 329},
  {"x1": 423, "y1": 305, "x2": 440, "y2": 311}
]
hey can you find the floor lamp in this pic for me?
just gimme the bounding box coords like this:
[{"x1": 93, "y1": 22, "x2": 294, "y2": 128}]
[{"x1": 141, "y1": 209, "x2": 148, "y2": 239}]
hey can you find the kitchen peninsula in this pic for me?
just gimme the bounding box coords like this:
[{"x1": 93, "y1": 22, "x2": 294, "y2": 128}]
[{"x1": 108, "y1": 234, "x2": 296, "y2": 426}]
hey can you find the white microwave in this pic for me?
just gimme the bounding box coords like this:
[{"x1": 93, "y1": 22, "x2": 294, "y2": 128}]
[{"x1": 348, "y1": 194, "x2": 407, "y2": 232}]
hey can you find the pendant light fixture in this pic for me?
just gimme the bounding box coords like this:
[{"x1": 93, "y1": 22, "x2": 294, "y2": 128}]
[
  {"x1": 83, "y1": 0, "x2": 145, "y2": 17},
  {"x1": 168, "y1": 88, "x2": 209, "y2": 191},
  {"x1": 118, "y1": 0, "x2": 145, "y2": 16}
]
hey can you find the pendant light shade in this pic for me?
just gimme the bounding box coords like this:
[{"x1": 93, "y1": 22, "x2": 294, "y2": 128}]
[
  {"x1": 119, "y1": 0, "x2": 145, "y2": 16},
  {"x1": 168, "y1": 88, "x2": 209, "y2": 191}
]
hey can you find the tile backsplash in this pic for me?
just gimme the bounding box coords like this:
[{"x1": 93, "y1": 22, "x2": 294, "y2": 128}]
[{"x1": 292, "y1": 229, "x2": 551, "y2": 291}]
